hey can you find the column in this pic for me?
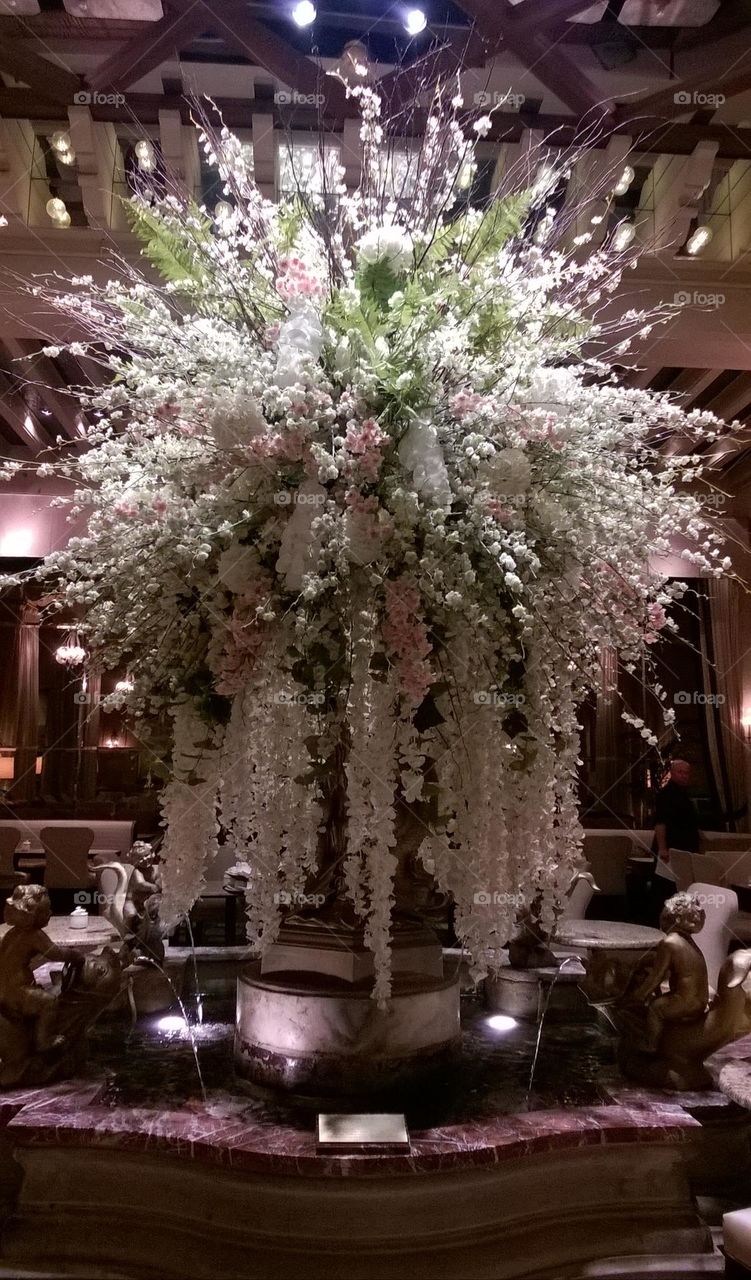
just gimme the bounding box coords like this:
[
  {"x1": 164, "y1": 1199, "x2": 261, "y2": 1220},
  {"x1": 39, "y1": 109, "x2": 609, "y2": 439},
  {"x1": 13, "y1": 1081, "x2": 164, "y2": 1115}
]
[{"x1": 9, "y1": 601, "x2": 41, "y2": 802}]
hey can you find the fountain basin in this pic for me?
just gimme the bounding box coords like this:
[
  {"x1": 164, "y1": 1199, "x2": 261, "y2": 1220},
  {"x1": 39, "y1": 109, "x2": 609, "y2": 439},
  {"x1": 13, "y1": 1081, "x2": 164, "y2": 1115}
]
[{"x1": 235, "y1": 959, "x2": 461, "y2": 1097}]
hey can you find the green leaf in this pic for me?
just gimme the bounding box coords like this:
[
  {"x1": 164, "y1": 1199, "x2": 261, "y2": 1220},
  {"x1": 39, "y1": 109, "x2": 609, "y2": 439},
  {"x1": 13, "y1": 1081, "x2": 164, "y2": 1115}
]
[
  {"x1": 125, "y1": 200, "x2": 212, "y2": 286},
  {"x1": 463, "y1": 191, "x2": 532, "y2": 267},
  {"x1": 277, "y1": 197, "x2": 306, "y2": 252},
  {"x1": 357, "y1": 258, "x2": 402, "y2": 311}
]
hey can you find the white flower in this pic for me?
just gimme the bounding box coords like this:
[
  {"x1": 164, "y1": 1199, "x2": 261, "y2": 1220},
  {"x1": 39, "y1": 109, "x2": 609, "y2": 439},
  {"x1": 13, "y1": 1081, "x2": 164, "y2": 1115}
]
[
  {"x1": 356, "y1": 224, "x2": 414, "y2": 273},
  {"x1": 481, "y1": 447, "x2": 531, "y2": 497},
  {"x1": 473, "y1": 116, "x2": 493, "y2": 137},
  {"x1": 398, "y1": 415, "x2": 452, "y2": 509},
  {"x1": 275, "y1": 477, "x2": 326, "y2": 591},
  {"x1": 274, "y1": 304, "x2": 324, "y2": 389}
]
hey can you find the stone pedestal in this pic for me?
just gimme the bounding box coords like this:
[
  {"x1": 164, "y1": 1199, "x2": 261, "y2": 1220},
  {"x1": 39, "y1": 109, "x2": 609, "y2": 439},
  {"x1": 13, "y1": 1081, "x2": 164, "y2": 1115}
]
[{"x1": 235, "y1": 918, "x2": 460, "y2": 1098}]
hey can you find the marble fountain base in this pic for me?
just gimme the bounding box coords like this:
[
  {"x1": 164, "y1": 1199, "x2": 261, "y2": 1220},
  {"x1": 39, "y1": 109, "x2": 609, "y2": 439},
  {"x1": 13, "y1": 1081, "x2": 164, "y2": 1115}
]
[
  {"x1": 235, "y1": 918, "x2": 461, "y2": 1098},
  {"x1": 2, "y1": 962, "x2": 750, "y2": 1279}
]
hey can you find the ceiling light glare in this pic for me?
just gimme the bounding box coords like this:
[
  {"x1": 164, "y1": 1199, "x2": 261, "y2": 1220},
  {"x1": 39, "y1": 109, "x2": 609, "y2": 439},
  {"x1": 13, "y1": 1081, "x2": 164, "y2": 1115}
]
[
  {"x1": 405, "y1": 8, "x2": 428, "y2": 35},
  {"x1": 292, "y1": 1, "x2": 316, "y2": 26}
]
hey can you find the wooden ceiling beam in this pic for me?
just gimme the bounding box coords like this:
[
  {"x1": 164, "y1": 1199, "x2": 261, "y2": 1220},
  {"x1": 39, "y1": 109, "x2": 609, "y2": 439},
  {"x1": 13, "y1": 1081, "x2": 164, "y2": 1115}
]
[
  {"x1": 617, "y1": 29, "x2": 751, "y2": 122},
  {"x1": 2, "y1": 88, "x2": 751, "y2": 158},
  {"x1": 191, "y1": 1, "x2": 351, "y2": 116},
  {"x1": 703, "y1": 372, "x2": 751, "y2": 424},
  {"x1": 87, "y1": 3, "x2": 210, "y2": 93},
  {"x1": 453, "y1": 0, "x2": 611, "y2": 118},
  {"x1": 0, "y1": 37, "x2": 81, "y2": 106},
  {"x1": 0, "y1": 368, "x2": 49, "y2": 451},
  {"x1": 0, "y1": 339, "x2": 80, "y2": 439},
  {"x1": 512, "y1": 0, "x2": 607, "y2": 31},
  {"x1": 376, "y1": 30, "x2": 499, "y2": 114}
]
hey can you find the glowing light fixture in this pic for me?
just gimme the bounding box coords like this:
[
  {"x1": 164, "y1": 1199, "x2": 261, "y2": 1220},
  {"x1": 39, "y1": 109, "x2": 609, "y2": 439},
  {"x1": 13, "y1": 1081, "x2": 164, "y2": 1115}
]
[
  {"x1": 115, "y1": 676, "x2": 134, "y2": 694},
  {"x1": 55, "y1": 631, "x2": 86, "y2": 667},
  {"x1": 404, "y1": 8, "x2": 427, "y2": 34},
  {"x1": 685, "y1": 224, "x2": 713, "y2": 256},
  {"x1": 214, "y1": 200, "x2": 233, "y2": 225},
  {"x1": 458, "y1": 160, "x2": 477, "y2": 191},
  {"x1": 135, "y1": 139, "x2": 156, "y2": 173},
  {"x1": 46, "y1": 197, "x2": 71, "y2": 227},
  {"x1": 613, "y1": 164, "x2": 635, "y2": 197},
  {"x1": 485, "y1": 1014, "x2": 518, "y2": 1033},
  {"x1": 158, "y1": 1015, "x2": 188, "y2": 1033},
  {"x1": 0, "y1": 528, "x2": 34, "y2": 556},
  {"x1": 292, "y1": 1, "x2": 316, "y2": 25},
  {"x1": 50, "y1": 130, "x2": 76, "y2": 165},
  {"x1": 612, "y1": 219, "x2": 636, "y2": 252}
]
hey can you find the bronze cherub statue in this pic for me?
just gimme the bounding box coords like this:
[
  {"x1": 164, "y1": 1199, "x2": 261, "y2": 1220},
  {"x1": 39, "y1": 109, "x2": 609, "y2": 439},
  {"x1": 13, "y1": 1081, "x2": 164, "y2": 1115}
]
[
  {"x1": 0, "y1": 884, "x2": 122, "y2": 1087},
  {"x1": 585, "y1": 891, "x2": 751, "y2": 1090}
]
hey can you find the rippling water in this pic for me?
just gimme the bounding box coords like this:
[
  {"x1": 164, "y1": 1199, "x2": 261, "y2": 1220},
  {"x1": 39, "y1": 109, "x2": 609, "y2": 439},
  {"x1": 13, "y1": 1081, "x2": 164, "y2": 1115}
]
[{"x1": 92, "y1": 976, "x2": 617, "y2": 1126}]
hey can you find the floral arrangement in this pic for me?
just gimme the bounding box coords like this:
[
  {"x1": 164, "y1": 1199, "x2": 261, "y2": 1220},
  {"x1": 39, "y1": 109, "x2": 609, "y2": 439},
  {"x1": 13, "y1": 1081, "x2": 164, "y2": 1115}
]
[{"x1": 6, "y1": 79, "x2": 731, "y2": 1001}]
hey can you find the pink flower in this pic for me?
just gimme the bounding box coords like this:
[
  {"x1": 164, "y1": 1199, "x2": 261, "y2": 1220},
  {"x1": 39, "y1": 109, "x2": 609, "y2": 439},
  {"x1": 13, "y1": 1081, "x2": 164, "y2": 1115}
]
[
  {"x1": 645, "y1": 601, "x2": 668, "y2": 644},
  {"x1": 383, "y1": 576, "x2": 433, "y2": 705},
  {"x1": 210, "y1": 572, "x2": 273, "y2": 696},
  {"x1": 345, "y1": 417, "x2": 388, "y2": 482},
  {"x1": 275, "y1": 256, "x2": 325, "y2": 303},
  {"x1": 450, "y1": 390, "x2": 485, "y2": 419},
  {"x1": 114, "y1": 497, "x2": 139, "y2": 519}
]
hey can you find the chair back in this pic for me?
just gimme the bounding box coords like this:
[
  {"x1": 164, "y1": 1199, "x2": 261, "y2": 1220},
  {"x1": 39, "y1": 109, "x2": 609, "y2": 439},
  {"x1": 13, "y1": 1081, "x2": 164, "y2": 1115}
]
[
  {"x1": 666, "y1": 849, "x2": 694, "y2": 892},
  {"x1": 687, "y1": 881, "x2": 737, "y2": 993},
  {"x1": 705, "y1": 849, "x2": 751, "y2": 887},
  {"x1": 690, "y1": 852, "x2": 725, "y2": 887},
  {"x1": 41, "y1": 826, "x2": 95, "y2": 890},
  {"x1": 700, "y1": 832, "x2": 751, "y2": 855},
  {"x1": 0, "y1": 826, "x2": 20, "y2": 877}
]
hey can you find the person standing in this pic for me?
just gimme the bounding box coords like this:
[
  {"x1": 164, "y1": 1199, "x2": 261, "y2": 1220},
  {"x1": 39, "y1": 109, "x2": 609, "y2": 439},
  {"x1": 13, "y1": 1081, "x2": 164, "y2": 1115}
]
[{"x1": 650, "y1": 758, "x2": 702, "y2": 922}]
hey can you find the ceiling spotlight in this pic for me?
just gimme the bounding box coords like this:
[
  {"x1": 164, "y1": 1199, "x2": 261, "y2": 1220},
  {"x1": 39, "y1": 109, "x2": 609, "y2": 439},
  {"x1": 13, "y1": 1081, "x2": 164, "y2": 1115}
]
[
  {"x1": 404, "y1": 8, "x2": 428, "y2": 34},
  {"x1": 292, "y1": 1, "x2": 316, "y2": 25},
  {"x1": 612, "y1": 219, "x2": 636, "y2": 252},
  {"x1": 613, "y1": 164, "x2": 635, "y2": 197},
  {"x1": 685, "y1": 223, "x2": 713, "y2": 256},
  {"x1": 46, "y1": 196, "x2": 71, "y2": 226}
]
